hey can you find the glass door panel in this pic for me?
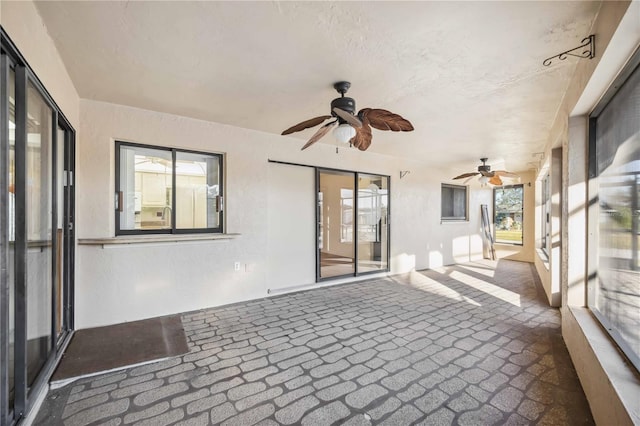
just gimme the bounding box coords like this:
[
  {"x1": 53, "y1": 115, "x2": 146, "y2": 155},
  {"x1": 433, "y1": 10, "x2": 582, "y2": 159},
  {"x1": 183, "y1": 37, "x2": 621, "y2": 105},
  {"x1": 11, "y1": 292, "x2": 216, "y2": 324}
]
[
  {"x1": 357, "y1": 174, "x2": 389, "y2": 273},
  {"x1": 319, "y1": 170, "x2": 355, "y2": 278},
  {"x1": 25, "y1": 81, "x2": 53, "y2": 387},
  {"x1": 7, "y1": 64, "x2": 16, "y2": 411}
]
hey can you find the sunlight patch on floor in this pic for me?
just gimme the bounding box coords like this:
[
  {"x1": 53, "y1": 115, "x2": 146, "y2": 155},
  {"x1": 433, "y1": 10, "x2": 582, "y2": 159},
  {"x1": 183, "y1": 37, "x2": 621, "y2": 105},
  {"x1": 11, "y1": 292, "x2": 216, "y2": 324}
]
[
  {"x1": 405, "y1": 270, "x2": 482, "y2": 306},
  {"x1": 449, "y1": 270, "x2": 521, "y2": 307},
  {"x1": 457, "y1": 262, "x2": 496, "y2": 278}
]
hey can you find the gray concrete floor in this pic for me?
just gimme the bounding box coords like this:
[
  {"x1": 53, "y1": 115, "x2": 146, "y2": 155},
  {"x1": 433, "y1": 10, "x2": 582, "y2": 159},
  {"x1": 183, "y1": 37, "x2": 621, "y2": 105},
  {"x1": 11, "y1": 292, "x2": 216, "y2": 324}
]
[{"x1": 35, "y1": 260, "x2": 593, "y2": 425}]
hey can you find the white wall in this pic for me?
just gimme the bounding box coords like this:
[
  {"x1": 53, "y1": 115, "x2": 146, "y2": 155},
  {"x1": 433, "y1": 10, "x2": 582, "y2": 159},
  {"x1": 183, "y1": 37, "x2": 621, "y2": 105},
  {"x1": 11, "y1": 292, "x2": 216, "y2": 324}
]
[
  {"x1": 0, "y1": 1, "x2": 80, "y2": 128},
  {"x1": 76, "y1": 99, "x2": 492, "y2": 328},
  {"x1": 267, "y1": 163, "x2": 316, "y2": 291}
]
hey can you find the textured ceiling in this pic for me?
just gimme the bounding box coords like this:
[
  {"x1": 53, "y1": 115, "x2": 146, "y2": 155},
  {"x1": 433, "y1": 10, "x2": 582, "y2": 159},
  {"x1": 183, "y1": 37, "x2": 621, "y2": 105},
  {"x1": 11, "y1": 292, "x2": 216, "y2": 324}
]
[{"x1": 35, "y1": 1, "x2": 601, "y2": 173}]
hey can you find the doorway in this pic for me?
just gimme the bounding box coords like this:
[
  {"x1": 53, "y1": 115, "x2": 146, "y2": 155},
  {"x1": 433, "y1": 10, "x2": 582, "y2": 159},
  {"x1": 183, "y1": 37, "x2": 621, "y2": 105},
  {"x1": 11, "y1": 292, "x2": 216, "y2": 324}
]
[
  {"x1": 317, "y1": 169, "x2": 389, "y2": 280},
  {"x1": 1, "y1": 30, "x2": 75, "y2": 425}
]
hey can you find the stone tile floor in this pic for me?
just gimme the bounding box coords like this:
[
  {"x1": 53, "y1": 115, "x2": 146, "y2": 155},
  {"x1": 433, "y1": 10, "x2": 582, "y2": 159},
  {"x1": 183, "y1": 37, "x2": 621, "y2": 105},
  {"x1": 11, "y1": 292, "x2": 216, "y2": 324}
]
[{"x1": 35, "y1": 260, "x2": 594, "y2": 425}]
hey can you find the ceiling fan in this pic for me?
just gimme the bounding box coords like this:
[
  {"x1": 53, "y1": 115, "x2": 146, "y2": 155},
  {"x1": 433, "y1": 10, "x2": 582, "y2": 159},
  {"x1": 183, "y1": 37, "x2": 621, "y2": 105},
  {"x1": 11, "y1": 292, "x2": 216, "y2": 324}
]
[
  {"x1": 281, "y1": 81, "x2": 414, "y2": 151},
  {"x1": 453, "y1": 158, "x2": 518, "y2": 186}
]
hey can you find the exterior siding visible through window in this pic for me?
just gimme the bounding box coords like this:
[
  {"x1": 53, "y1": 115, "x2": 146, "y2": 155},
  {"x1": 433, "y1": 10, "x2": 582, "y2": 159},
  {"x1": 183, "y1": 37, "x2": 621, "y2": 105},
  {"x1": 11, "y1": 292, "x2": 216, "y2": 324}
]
[
  {"x1": 441, "y1": 184, "x2": 467, "y2": 221},
  {"x1": 115, "y1": 141, "x2": 223, "y2": 235}
]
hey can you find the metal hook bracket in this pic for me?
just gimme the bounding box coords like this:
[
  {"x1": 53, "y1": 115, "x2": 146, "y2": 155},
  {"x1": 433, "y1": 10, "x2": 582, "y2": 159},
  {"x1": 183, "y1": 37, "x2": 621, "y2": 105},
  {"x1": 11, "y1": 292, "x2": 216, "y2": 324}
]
[{"x1": 543, "y1": 35, "x2": 595, "y2": 66}]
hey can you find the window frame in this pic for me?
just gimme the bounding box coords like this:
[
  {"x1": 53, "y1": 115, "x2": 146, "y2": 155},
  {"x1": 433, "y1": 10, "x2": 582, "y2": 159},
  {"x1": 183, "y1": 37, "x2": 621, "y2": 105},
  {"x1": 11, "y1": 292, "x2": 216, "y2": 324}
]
[
  {"x1": 115, "y1": 141, "x2": 224, "y2": 236},
  {"x1": 587, "y1": 48, "x2": 640, "y2": 372},
  {"x1": 541, "y1": 174, "x2": 551, "y2": 255},
  {"x1": 441, "y1": 183, "x2": 468, "y2": 222},
  {"x1": 493, "y1": 184, "x2": 524, "y2": 246}
]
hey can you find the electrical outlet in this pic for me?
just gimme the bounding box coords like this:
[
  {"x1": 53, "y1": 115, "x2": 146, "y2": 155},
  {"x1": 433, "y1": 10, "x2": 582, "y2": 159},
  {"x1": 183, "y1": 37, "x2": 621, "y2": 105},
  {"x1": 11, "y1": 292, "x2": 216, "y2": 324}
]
[{"x1": 234, "y1": 262, "x2": 241, "y2": 271}]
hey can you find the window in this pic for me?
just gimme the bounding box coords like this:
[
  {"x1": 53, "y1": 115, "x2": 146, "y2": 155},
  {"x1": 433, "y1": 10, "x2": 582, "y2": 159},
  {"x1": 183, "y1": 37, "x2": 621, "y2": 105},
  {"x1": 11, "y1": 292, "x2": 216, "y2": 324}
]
[
  {"x1": 541, "y1": 175, "x2": 551, "y2": 255},
  {"x1": 115, "y1": 142, "x2": 223, "y2": 235},
  {"x1": 588, "y1": 54, "x2": 639, "y2": 371},
  {"x1": 441, "y1": 184, "x2": 467, "y2": 221},
  {"x1": 494, "y1": 185, "x2": 524, "y2": 245}
]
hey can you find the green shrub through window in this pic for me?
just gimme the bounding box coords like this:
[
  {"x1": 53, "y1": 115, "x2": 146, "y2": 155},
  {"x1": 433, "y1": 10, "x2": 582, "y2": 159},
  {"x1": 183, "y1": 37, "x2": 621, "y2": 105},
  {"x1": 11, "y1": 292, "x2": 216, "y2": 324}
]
[{"x1": 494, "y1": 185, "x2": 524, "y2": 245}]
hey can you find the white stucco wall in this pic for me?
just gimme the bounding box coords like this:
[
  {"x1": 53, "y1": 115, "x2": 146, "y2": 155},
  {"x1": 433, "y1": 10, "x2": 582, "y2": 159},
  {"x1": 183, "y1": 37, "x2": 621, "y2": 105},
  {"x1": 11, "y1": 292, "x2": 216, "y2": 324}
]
[
  {"x1": 76, "y1": 99, "x2": 492, "y2": 328},
  {"x1": 0, "y1": 0, "x2": 80, "y2": 129}
]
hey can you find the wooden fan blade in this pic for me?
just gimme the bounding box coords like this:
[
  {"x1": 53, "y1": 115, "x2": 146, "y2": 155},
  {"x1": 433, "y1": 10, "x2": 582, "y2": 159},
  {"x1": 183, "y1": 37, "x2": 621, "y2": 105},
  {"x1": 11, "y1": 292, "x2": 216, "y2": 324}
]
[
  {"x1": 489, "y1": 175, "x2": 503, "y2": 186},
  {"x1": 494, "y1": 170, "x2": 518, "y2": 178},
  {"x1": 361, "y1": 108, "x2": 414, "y2": 132},
  {"x1": 300, "y1": 120, "x2": 337, "y2": 150},
  {"x1": 453, "y1": 172, "x2": 479, "y2": 180},
  {"x1": 282, "y1": 115, "x2": 332, "y2": 135},
  {"x1": 350, "y1": 122, "x2": 372, "y2": 151},
  {"x1": 333, "y1": 107, "x2": 362, "y2": 128}
]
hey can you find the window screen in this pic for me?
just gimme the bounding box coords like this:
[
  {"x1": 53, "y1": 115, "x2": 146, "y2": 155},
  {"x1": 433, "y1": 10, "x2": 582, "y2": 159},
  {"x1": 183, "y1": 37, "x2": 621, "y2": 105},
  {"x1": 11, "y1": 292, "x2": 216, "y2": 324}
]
[
  {"x1": 442, "y1": 184, "x2": 467, "y2": 221},
  {"x1": 589, "y1": 58, "x2": 639, "y2": 371}
]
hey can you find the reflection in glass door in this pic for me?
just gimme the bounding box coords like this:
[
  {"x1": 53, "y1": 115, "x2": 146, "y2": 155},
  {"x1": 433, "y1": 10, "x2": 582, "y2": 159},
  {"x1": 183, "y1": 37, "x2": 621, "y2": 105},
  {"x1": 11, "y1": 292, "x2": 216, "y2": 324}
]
[
  {"x1": 318, "y1": 170, "x2": 355, "y2": 279},
  {"x1": 25, "y1": 81, "x2": 54, "y2": 388},
  {"x1": 357, "y1": 175, "x2": 389, "y2": 273}
]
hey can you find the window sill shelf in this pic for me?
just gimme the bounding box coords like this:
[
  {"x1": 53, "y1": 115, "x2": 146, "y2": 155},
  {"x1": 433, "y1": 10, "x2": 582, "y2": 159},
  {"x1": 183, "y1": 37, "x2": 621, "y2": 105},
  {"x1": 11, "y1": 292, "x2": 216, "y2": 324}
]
[
  {"x1": 566, "y1": 307, "x2": 639, "y2": 425},
  {"x1": 78, "y1": 233, "x2": 240, "y2": 247}
]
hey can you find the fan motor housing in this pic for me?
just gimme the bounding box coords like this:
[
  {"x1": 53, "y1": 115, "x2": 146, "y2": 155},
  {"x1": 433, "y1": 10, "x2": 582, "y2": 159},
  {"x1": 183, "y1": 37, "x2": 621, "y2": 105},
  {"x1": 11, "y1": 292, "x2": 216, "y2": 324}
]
[
  {"x1": 331, "y1": 97, "x2": 356, "y2": 116},
  {"x1": 478, "y1": 164, "x2": 491, "y2": 173}
]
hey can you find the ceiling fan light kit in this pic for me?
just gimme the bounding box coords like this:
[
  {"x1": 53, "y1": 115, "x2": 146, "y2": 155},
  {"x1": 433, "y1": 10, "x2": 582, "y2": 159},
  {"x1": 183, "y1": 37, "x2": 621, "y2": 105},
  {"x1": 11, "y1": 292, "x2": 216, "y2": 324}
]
[
  {"x1": 333, "y1": 123, "x2": 356, "y2": 144},
  {"x1": 281, "y1": 81, "x2": 413, "y2": 151}
]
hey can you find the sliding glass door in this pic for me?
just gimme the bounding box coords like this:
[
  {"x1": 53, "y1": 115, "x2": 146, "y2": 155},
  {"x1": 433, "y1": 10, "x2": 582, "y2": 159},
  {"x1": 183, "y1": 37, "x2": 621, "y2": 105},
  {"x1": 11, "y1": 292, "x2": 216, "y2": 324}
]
[
  {"x1": 1, "y1": 30, "x2": 75, "y2": 425},
  {"x1": 357, "y1": 174, "x2": 389, "y2": 273},
  {"x1": 318, "y1": 170, "x2": 356, "y2": 279},
  {"x1": 317, "y1": 169, "x2": 389, "y2": 280}
]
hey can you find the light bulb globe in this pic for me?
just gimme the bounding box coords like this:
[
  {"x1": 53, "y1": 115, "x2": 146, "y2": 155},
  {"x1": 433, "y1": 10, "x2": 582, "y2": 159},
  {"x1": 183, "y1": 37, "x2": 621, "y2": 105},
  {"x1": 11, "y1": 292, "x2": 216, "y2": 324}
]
[{"x1": 333, "y1": 123, "x2": 356, "y2": 144}]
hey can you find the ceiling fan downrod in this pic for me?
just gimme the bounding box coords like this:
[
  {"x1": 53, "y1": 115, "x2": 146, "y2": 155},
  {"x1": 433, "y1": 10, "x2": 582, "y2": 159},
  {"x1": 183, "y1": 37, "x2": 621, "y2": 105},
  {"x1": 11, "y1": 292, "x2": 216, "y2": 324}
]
[
  {"x1": 331, "y1": 81, "x2": 356, "y2": 118},
  {"x1": 478, "y1": 158, "x2": 491, "y2": 173},
  {"x1": 333, "y1": 81, "x2": 351, "y2": 97}
]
